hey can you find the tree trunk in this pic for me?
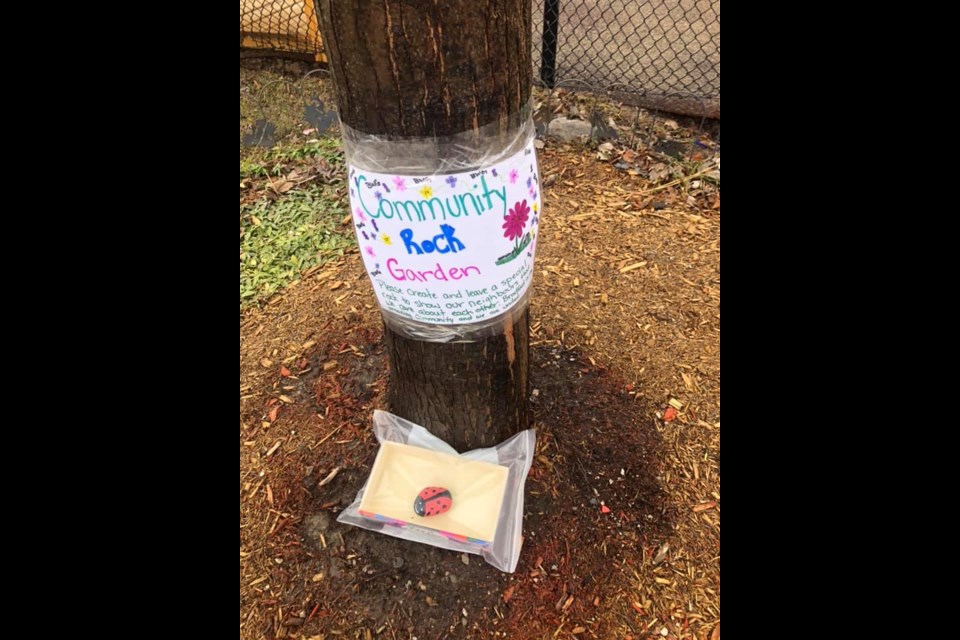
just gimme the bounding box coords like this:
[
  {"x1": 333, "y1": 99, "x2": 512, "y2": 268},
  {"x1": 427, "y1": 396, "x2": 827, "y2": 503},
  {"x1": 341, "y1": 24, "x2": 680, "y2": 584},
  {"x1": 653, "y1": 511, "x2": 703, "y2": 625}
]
[{"x1": 317, "y1": 0, "x2": 533, "y2": 451}]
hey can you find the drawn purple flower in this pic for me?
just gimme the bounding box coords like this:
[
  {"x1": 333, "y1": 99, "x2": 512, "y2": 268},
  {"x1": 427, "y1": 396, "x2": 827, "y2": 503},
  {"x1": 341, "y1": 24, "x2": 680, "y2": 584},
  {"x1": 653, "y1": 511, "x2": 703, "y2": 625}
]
[
  {"x1": 526, "y1": 176, "x2": 532, "y2": 189},
  {"x1": 502, "y1": 199, "x2": 530, "y2": 242},
  {"x1": 509, "y1": 169, "x2": 519, "y2": 184},
  {"x1": 392, "y1": 176, "x2": 406, "y2": 191},
  {"x1": 374, "y1": 191, "x2": 382, "y2": 201},
  {"x1": 446, "y1": 176, "x2": 458, "y2": 189}
]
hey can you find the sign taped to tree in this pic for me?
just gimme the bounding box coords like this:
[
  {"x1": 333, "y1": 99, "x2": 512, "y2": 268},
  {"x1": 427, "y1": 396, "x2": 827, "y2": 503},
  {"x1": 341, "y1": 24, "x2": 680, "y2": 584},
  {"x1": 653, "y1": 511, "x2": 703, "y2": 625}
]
[{"x1": 348, "y1": 140, "x2": 540, "y2": 326}]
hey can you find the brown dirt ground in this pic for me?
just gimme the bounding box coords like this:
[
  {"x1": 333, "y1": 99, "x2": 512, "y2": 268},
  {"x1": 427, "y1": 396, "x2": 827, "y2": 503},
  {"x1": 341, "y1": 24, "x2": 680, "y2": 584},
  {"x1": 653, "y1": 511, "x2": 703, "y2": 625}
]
[{"x1": 240, "y1": 139, "x2": 720, "y2": 639}]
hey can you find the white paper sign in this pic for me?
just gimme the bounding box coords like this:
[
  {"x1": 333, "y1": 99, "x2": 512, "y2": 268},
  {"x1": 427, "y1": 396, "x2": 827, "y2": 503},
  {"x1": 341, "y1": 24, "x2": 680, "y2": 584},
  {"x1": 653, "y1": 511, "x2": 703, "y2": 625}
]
[{"x1": 348, "y1": 141, "x2": 541, "y2": 325}]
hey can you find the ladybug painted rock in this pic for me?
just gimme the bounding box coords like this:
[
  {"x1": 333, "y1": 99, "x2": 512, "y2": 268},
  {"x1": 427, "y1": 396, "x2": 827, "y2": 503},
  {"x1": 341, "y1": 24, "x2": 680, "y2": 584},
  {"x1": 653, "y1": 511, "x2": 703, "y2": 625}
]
[{"x1": 414, "y1": 487, "x2": 452, "y2": 517}]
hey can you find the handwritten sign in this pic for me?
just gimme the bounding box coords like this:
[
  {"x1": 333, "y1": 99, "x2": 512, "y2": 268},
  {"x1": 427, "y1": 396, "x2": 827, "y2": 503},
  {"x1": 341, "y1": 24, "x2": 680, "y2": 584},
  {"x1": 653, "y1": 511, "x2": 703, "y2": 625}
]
[{"x1": 348, "y1": 141, "x2": 541, "y2": 325}]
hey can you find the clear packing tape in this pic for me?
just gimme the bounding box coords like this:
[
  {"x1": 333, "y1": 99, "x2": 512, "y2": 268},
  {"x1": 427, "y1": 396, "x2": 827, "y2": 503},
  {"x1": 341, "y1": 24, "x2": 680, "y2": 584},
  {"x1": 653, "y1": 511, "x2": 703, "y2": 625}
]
[{"x1": 342, "y1": 102, "x2": 540, "y2": 343}]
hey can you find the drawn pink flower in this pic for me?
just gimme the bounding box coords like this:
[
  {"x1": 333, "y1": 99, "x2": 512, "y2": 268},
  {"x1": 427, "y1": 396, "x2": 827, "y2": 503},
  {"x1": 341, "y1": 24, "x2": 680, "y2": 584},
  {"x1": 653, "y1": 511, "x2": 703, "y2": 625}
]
[
  {"x1": 365, "y1": 246, "x2": 376, "y2": 257},
  {"x1": 509, "y1": 168, "x2": 519, "y2": 184},
  {"x1": 392, "y1": 176, "x2": 406, "y2": 191},
  {"x1": 355, "y1": 207, "x2": 366, "y2": 221},
  {"x1": 502, "y1": 199, "x2": 530, "y2": 242}
]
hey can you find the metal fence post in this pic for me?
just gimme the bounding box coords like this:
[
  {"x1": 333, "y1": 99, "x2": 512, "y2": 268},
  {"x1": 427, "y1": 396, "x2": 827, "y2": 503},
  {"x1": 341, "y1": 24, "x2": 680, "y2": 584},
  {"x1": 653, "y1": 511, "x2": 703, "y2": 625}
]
[{"x1": 540, "y1": 0, "x2": 560, "y2": 88}]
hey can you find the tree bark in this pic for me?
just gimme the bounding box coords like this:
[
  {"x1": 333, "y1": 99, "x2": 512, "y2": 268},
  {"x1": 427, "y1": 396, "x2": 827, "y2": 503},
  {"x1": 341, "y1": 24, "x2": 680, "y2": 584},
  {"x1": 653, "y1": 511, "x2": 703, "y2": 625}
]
[{"x1": 317, "y1": 0, "x2": 533, "y2": 451}]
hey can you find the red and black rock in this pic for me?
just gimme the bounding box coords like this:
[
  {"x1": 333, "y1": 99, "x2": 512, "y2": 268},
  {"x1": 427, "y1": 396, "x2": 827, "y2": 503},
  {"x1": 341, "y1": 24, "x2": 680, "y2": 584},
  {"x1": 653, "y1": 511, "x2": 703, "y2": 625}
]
[{"x1": 414, "y1": 487, "x2": 452, "y2": 517}]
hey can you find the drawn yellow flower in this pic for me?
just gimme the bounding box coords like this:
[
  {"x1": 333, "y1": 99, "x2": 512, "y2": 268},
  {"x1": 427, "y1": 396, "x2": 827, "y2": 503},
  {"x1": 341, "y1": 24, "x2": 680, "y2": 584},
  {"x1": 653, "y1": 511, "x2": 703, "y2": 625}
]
[
  {"x1": 419, "y1": 185, "x2": 433, "y2": 199},
  {"x1": 382, "y1": 234, "x2": 392, "y2": 246},
  {"x1": 533, "y1": 202, "x2": 539, "y2": 213}
]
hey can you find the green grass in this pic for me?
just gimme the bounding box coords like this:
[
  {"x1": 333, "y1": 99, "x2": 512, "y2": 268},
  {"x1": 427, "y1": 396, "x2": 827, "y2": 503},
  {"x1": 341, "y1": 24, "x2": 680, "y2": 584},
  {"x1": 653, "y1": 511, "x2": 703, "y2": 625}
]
[
  {"x1": 240, "y1": 137, "x2": 343, "y2": 180},
  {"x1": 240, "y1": 184, "x2": 352, "y2": 306},
  {"x1": 240, "y1": 138, "x2": 355, "y2": 308}
]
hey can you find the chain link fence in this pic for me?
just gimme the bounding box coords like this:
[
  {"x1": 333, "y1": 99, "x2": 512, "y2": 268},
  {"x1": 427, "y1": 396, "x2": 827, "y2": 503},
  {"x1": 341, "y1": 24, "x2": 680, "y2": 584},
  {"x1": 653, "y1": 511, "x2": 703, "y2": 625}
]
[
  {"x1": 240, "y1": 0, "x2": 325, "y2": 60},
  {"x1": 241, "y1": 0, "x2": 719, "y2": 113}
]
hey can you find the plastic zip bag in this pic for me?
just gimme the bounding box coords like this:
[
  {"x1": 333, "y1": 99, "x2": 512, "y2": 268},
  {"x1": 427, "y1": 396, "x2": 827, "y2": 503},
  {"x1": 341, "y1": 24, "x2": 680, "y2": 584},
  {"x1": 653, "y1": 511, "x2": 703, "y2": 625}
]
[{"x1": 338, "y1": 410, "x2": 535, "y2": 573}]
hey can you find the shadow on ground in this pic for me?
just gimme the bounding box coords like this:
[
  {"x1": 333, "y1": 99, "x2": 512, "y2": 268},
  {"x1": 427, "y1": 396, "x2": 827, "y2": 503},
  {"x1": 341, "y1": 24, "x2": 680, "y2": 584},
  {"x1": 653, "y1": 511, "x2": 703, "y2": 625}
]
[{"x1": 242, "y1": 333, "x2": 673, "y2": 638}]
